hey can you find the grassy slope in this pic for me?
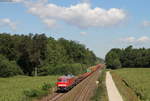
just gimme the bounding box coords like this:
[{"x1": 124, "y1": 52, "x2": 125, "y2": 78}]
[
  {"x1": 111, "y1": 68, "x2": 150, "y2": 101},
  {"x1": 91, "y1": 70, "x2": 108, "y2": 101},
  {"x1": 0, "y1": 76, "x2": 58, "y2": 101}
]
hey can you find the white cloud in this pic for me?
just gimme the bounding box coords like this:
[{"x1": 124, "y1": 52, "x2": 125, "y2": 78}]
[
  {"x1": 120, "y1": 37, "x2": 135, "y2": 43},
  {"x1": 120, "y1": 36, "x2": 150, "y2": 43},
  {"x1": 137, "y1": 36, "x2": 150, "y2": 43},
  {"x1": 12, "y1": 0, "x2": 24, "y2": 2},
  {"x1": 0, "y1": 18, "x2": 17, "y2": 30},
  {"x1": 17, "y1": 0, "x2": 127, "y2": 28},
  {"x1": 142, "y1": 21, "x2": 150, "y2": 27},
  {"x1": 42, "y1": 19, "x2": 56, "y2": 28},
  {"x1": 80, "y1": 32, "x2": 87, "y2": 35}
]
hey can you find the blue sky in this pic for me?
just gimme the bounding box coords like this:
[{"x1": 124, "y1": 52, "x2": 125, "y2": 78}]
[{"x1": 0, "y1": 0, "x2": 150, "y2": 58}]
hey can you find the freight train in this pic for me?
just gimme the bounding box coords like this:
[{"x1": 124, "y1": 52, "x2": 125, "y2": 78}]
[{"x1": 56, "y1": 64, "x2": 102, "y2": 92}]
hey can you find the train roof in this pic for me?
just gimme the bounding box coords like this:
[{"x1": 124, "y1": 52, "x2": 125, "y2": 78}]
[{"x1": 58, "y1": 75, "x2": 74, "y2": 79}]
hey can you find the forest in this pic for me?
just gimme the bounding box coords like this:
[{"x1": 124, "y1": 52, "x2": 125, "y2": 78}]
[
  {"x1": 0, "y1": 33, "x2": 101, "y2": 77},
  {"x1": 105, "y1": 45, "x2": 150, "y2": 69}
]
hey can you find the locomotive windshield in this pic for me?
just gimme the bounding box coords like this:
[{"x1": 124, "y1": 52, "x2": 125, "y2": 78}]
[{"x1": 58, "y1": 79, "x2": 68, "y2": 82}]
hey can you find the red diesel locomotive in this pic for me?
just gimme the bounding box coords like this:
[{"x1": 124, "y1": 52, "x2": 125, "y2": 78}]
[
  {"x1": 56, "y1": 64, "x2": 102, "y2": 92},
  {"x1": 56, "y1": 75, "x2": 76, "y2": 91}
]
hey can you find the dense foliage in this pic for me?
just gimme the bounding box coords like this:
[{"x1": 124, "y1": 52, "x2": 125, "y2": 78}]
[
  {"x1": 105, "y1": 45, "x2": 150, "y2": 69},
  {"x1": 0, "y1": 55, "x2": 23, "y2": 77},
  {"x1": 0, "y1": 33, "x2": 99, "y2": 77}
]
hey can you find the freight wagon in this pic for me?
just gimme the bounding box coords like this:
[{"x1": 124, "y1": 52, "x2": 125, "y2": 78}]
[{"x1": 56, "y1": 64, "x2": 102, "y2": 92}]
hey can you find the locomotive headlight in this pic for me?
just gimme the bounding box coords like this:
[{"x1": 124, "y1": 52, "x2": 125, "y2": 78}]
[{"x1": 58, "y1": 84, "x2": 67, "y2": 86}]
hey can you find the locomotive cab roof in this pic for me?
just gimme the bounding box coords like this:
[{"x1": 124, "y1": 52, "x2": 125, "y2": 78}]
[{"x1": 58, "y1": 75, "x2": 74, "y2": 80}]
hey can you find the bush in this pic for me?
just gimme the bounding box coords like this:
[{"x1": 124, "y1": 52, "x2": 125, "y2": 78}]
[
  {"x1": 23, "y1": 89, "x2": 39, "y2": 97},
  {"x1": 23, "y1": 89, "x2": 47, "y2": 98},
  {"x1": 23, "y1": 83, "x2": 52, "y2": 98},
  {"x1": 0, "y1": 55, "x2": 23, "y2": 77},
  {"x1": 42, "y1": 82, "x2": 52, "y2": 91}
]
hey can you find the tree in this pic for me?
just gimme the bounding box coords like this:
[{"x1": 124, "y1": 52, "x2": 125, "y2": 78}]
[
  {"x1": 0, "y1": 55, "x2": 23, "y2": 77},
  {"x1": 105, "y1": 45, "x2": 150, "y2": 69},
  {"x1": 105, "y1": 51, "x2": 121, "y2": 69},
  {"x1": 0, "y1": 33, "x2": 99, "y2": 76}
]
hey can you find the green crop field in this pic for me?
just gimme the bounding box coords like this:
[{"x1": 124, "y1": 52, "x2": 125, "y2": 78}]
[
  {"x1": 111, "y1": 68, "x2": 150, "y2": 101},
  {"x1": 0, "y1": 76, "x2": 58, "y2": 101}
]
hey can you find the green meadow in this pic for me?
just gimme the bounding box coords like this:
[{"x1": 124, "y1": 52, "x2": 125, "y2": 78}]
[
  {"x1": 0, "y1": 76, "x2": 58, "y2": 101},
  {"x1": 111, "y1": 68, "x2": 150, "y2": 101}
]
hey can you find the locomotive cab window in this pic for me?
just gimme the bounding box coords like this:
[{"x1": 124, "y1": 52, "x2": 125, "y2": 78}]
[{"x1": 58, "y1": 79, "x2": 68, "y2": 82}]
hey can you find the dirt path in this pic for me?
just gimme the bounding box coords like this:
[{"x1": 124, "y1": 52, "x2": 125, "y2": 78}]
[{"x1": 106, "y1": 71, "x2": 123, "y2": 101}]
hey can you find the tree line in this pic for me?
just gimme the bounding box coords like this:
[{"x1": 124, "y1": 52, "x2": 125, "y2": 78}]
[
  {"x1": 0, "y1": 33, "x2": 101, "y2": 77},
  {"x1": 105, "y1": 45, "x2": 150, "y2": 69}
]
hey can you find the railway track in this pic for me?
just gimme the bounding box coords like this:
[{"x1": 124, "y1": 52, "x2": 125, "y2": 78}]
[
  {"x1": 48, "y1": 93, "x2": 64, "y2": 101},
  {"x1": 55, "y1": 68, "x2": 102, "y2": 101},
  {"x1": 72, "y1": 69, "x2": 101, "y2": 101},
  {"x1": 39, "y1": 65, "x2": 104, "y2": 101},
  {"x1": 39, "y1": 92, "x2": 65, "y2": 101}
]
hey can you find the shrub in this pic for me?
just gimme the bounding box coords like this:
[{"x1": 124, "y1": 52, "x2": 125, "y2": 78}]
[
  {"x1": 42, "y1": 82, "x2": 52, "y2": 91},
  {"x1": 23, "y1": 89, "x2": 39, "y2": 97},
  {"x1": 0, "y1": 55, "x2": 23, "y2": 77},
  {"x1": 23, "y1": 83, "x2": 52, "y2": 98}
]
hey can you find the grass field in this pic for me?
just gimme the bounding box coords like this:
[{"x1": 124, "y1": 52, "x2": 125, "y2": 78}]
[
  {"x1": 0, "y1": 75, "x2": 58, "y2": 101},
  {"x1": 111, "y1": 68, "x2": 150, "y2": 101}
]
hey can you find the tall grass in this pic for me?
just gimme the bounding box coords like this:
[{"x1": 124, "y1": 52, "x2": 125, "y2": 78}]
[
  {"x1": 91, "y1": 70, "x2": 108, "y2": 101},
  {"x1": 0, "y1": 75, "x2": 58, "y2": 101},
  {"x1": 111, "y1": 68, "x2": 150, "y2": 101}
]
